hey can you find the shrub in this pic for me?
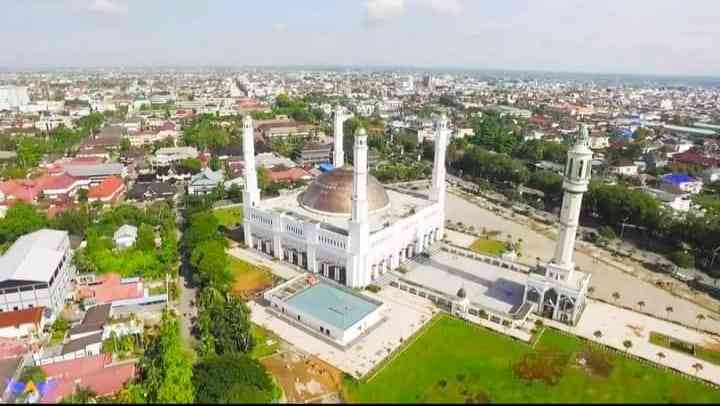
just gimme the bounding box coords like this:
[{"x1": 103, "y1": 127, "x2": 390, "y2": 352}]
[
  {"x1": 669, "y1": 250, "x2": 695, "y2": 269},
  {"x1": 366, "y1": 285, "x2": 381, "y2": 293},
  {"x1": 598, "y1": 225, "x2": 616, "y2": 240}
]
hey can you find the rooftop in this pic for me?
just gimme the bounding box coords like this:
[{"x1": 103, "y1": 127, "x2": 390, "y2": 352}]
[
  {"x1": 284, "y1": 280, "x2": 381, "y2": 330},
  {"x1": 0, "y1": 307, "x2": 43, "y2": 328},
  {"x1": 0, "y1": 229, "x2": 68, "y2": 284}
]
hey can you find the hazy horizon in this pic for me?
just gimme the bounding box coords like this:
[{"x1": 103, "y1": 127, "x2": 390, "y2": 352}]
[{"x1": 3, "y1": 1, "x2": 720, "y2": 77}]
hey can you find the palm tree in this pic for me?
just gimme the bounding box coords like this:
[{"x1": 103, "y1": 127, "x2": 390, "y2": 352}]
[
  {"x1": 637, "y1": 300, "x2": 645, "y2": 312},
  {"x1": 588, "y1": 286, "x2": 595, "y2": 295},
  {"x1": 696, "y1": 314, "x2": 706, "y2": 328},
  {"x1": 612, "y1": 291, "x2": 621, "y2": 303},
  {"x1": 593, "y1": 330, "x2": 603, "y2": 339},
  {"x1": 657, "y1": 351, "x2": 665, "y2": 362},
  {"x1": 692, "y1": 362, "x2": 704, "y2": 376},
  {"x1": 623, "y1": 339, "x2": 633, "y2": 353},
  {"x1": 665, "y1": 306, "x2": 674, "y2": 320}
]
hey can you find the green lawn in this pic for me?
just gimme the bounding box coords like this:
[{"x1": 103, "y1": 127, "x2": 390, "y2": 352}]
[
  {"x1": 229, "y1": 257, "x2": 273, "y2": 298},
  {"x1": 214, "y1": 206, "x2": 244, "y2": 229},
  {"x1": 251, "y1": 323, "x2": 281, "y2": 359},
  {"x1": 650, "y1": 331, "x2": 720, "y2": 367},
  {"x1": 342, "y1": 315, "x2": 720, "y2": 404},
  {"x1": 469, "y1": 238, "x2": 506, "y2": 257}
]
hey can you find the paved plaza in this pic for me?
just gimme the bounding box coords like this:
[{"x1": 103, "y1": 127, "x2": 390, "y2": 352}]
[
  {"x1": 249, "y1": 285, "x2": 435, "y2": 379},
  {"x1": 404, "y1": 250, "x2": 527, "y2": 314},
  {"x1": 444, "y1": 191, "x2": 720, "y2": 335},
  {"x1": 545, "y1": 300, "x2": 720, "y2": 385}
]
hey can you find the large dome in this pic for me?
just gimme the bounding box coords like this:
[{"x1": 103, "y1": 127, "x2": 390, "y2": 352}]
[{"x1": 299, "y1": 167, "x2": 390, "y2": 216}]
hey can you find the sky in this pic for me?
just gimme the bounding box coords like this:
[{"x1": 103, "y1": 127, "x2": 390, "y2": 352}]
[{"x1": 1, "y1": 0, "x2": 719, "y2": 76}]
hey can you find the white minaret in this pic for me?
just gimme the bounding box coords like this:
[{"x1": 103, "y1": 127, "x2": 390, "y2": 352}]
[
  {"x1": 347, "y1": 128, "x2": 370, "y2": 287},
  {"x1": 333, "y1": 105, "x2": 345, "y2": 168},
  {"x1": 242, "y1": 115, "x2": 260, "y2": 208},
  {"x1": 550, "y1": 124, "x2": 593, "y2": 279},
  {"x1": 430, "y1": 114, "x2": 449, "y2": 206}
]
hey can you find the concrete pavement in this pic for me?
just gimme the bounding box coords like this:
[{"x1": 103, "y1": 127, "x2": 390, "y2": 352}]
[{"x1": 444, "y1": 190, "x2": 720, "y2": 335}]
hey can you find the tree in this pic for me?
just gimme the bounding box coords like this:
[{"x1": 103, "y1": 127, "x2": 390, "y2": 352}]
[
  {"x1": 692, "y1": 362, "x2": 704, "y2": 376},
  {"x1": 257, "y1": 167, "x2": 273, "y2": 193},
  {"x1": 60, "y1": 387, "x2": 97, "y2": 404},
  {"x1": 593, "y1": 330, "x2": 603, "y2": 339},
  {"x1": 622, "y1": 339, "x2": 633, "y2": 353},
  {"x1": 139, "y1": 314, "x2": 194, "y2": 403},
  {"x1": 697, "y1": 313, "x2": 706, "y2": 328},
  {"x1": 637, "y1": 300, "x2": 645, "y2": 312},
  {"x1": 611, "y1": 291, "x2": 620, "y2": 303},
  {"x1": 0, "y1": 203, "x2": 48, "y2": 245},
  {"x1": 120, "y1": 137, "x2": 131, "y2": 157},
  {"x1": 665, "y1": 306, "x2": 674, "y2": 320},
  {"x1": 190, "y1": 240, "x2": 232, "y2": 290},
  {"x1": 135, "y1": 224, "x2": 156, "y2": 252},
  {"x1": 193, "y1": 353, "x2": 277, "y2": 404},
  {"x1": 657, "y1": 351, "x2": 666, "y2": 362}
]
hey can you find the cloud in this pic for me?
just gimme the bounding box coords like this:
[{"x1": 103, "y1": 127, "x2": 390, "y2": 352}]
[
  {"x1": 272, "y1": 23, "x2": 288, "y2": 33},
  {"x1": 366, "y1": 0, "x2": 405, "y2": 24},
  {"x1": 88, "y1": 0, "x2": 128, "y2": 15},
  {"x1": 420, "y1": 0, "x2": 463, "y2": 16}
]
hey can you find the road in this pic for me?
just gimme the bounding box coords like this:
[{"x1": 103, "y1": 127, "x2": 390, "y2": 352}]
[
  {"x1": 444, "y1": 189, "x2": 720, "y2": 335},
  {"x1": 174, "y1": 187, "x2": 198, "y2": 350}
]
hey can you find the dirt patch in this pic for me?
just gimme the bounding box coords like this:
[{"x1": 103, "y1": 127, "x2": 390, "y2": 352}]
[
  {"x1": 261, "y1": 350, "x2": 343, "y2": 403},
  {"x1": 577, "y1": 348, "x2": 614, "y2": 378},
  {"x1": 512, "y1": 349, "x2": 569, "y2": 386},
  {"x1": 626, "y1": 324, "x2": 645, "y2": 338},
  {"x1": 703, "y1": 336, "x2": 720, "y2": 352}
]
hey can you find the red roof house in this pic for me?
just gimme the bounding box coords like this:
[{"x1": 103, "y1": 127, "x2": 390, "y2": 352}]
[
  {"x1": 40, "y1": 354, "x2": 136, "y2": 403},
  {"x1": 76, "y1": 273, "x2": 144, "y2": 304},
  {"x1": 87, "y1": 176, "x2": 125, "y2": 204}
]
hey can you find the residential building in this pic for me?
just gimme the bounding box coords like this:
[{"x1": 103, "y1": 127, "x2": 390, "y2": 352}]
[
  {"x1": 113, "y1": 225, "x2": 138, "y2": 250},
  {"x1": 188, "y1": 168, "x2": 223, "y2": 195},
  {"x1": 0, "y1": 307, "x2": 45, "y2": 339}
]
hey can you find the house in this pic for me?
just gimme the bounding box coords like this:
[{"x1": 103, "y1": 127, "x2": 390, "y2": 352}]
[
  {"x1": 87, "y1": 176, "x2": 125, "y2": 205},
  {"x1": 589, "y1": 136, "x2": 610, "y2": 149},
  {"x1": 660, "y1": 173, "x2": 703, "y2": 195},
  {"x1": 68, "y1": 304, "x2": 111, "y2": 341},
  {"x1": 151, "y1": 146, "x2": 199, "y2": 168},
  {"x1": 61, "y1": 332, "x2": 103, "y2": 359},
  {"x1": 642, "y1": 187, "x2": 693, "y2": 213},
  {"x1": 0, "y1": 230, "x2": 75, "y2": 317},
  {"x1": 298, "y1": 143, "x2": 333, "y2": 166},
  {"x1": 188, "y1": 168, "x2": 223, "y2": 195},
  {"x1": 269, "y1": 166, "x2": 312, "y2": 183},
  {"x1": 127, "y1": 182, "x2": 176, "y2": 202},
  {"x1": 608, "y1": 161, "x2": 639, "y2": 177},
  {"x1": 0, "y1": 307, "x2": 45, "y2": 339},
  {"x1": 40, "y1": 354, "x2": 136, "y2": 403},
  {"x1": 113, "y1": 225, "x2": 137, "y2": 250},
  {"x1": 256, "y1": 119, "x2": 315, "y2": 140},
  {"x1": 76, "y1": 273, "x2": 144, "y2": 306}
]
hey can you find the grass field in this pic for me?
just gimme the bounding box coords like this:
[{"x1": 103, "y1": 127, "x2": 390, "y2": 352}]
[
  {"x1": 469, "y1": 238, "x2": 506, "y2": 257},
  {"x1": 342, "y1": 315, "x2": 720, "y2": 404},
  {"x1": 214, "y1": 206, "x2": 243, "y2": 229},
  {"x1": 229, "y1": 257, "x2": 273, "y2": 298},
  {"x1": 650, "y1": 331, "x2": 720, "y2": 367},
  {"x1": 251, "y1": 323, "x2": 281, "y2": 359}
]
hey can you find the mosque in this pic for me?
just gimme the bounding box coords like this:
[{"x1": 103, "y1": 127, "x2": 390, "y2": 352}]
[{"x1": 242, "y1": 106, "x2": 448, "y2": 288}]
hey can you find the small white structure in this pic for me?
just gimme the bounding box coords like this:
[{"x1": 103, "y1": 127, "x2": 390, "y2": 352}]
[
  {"x1": 264, "y1": 274, "x2": 384, "y2": 346},
  {"x1": 525, "y1": 125, "x2": 592, "y2": 325},
  {"x1": 188, "y1": 168, "x2": 224, "y2": 195},
  {"x1": 114, "y1": 225, "x2": 138, "y2": 250}
]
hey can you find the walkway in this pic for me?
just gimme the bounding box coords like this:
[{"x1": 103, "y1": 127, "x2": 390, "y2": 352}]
[
  {"x1": 541, "y1": 300, "x2": 720, "y2": 386},
  {"x1": 444, "y1": 190, "x2": 720, "y2": 335}
]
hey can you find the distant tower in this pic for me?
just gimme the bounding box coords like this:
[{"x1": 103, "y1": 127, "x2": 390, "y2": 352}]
[
  {"x1": 430, "y1": 114, "x2": 449, "y2": 238},
  {"x1": 347, "y1": 128, "x2": 370, "y2": 287},
  {"x1": 524, "y1": 124, "x2": 592, "y2": 325},
  {"x1": 242, "y1": 115, "x2": 261, "y2": 250},
  {"x1": 333, "y1": 105, "x2": 345, "y2": 168},
  {"x1": 551, "y1": 124, "x2": 593, "y2": 278}
]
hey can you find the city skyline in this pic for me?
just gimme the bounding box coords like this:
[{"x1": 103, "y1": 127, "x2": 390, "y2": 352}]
[{"x1": 3, "y1": 0, "x2": 720, "y2": 77}]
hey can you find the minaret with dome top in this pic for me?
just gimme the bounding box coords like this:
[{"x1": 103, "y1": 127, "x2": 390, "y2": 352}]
[{"x1": 524, "y1": 124, "x2": 592, "y2": 325}]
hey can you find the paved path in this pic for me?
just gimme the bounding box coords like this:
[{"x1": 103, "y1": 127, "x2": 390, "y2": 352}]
[
  {"x1": 541, "y1": 300, "x2": 720, "y2": 386},
  {"x1": 444, "y1": 191, "x2": 720, "y2": 335}
]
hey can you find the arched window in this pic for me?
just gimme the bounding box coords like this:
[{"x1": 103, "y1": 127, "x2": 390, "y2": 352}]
[
  {"x1": 577, "y1": 160, "x2": 584, "y2": 178},
  {"x1": 566, "y1": 158, "x2": 573, "y2": 177}
]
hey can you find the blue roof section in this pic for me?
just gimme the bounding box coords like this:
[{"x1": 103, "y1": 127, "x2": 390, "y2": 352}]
[
  {"x1": 318, "y1": 163, "x2": 334, "y2": 172},
  {"x1": 663, "y1": 173, "x2": 694, "y2": 184},
  {"x1": 286, "y1": 282, "x2": 379, "y2": 330}
]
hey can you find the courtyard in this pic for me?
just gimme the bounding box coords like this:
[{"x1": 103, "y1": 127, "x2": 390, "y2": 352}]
[{"x1": 342, "y1": 314, "x2": 720, "y2": 403}]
